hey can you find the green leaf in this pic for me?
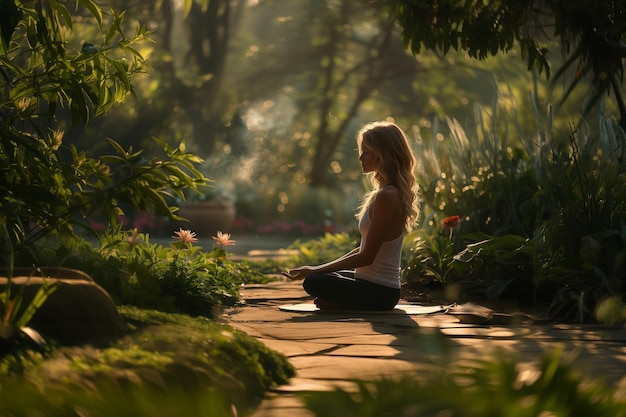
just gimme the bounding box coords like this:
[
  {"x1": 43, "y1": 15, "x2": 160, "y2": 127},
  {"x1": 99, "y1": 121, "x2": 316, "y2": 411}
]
[
  {"x1": 105, "y1": 7, "x2": 122, "y2": 45},
  {"x1": 111, "y1": 60, "x2": 131, "y2": 90},
  {"x1": 50, "y1": 1, "x2": 72, "y2": 29},
  {"x1": 78, "y1": 0, "x2": 102, "y2": 27},
  {"x1": 106, "y1": 138, "x2": 128, "y2": 156},
  {"x1": 14, "y1": 279, "x2": 58, "y2": 329},
  {"x1": 142, "y1": 187, "x2": 173, "y2": 217}
]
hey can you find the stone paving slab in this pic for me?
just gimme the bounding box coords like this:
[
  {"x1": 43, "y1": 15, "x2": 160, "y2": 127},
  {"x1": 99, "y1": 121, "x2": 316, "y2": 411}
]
[
  {"x1": 254, "y1": 339, "x2": 337, "y2": 357},
  {"x1": 288, "y1": 355, "x2": 425, "y2": 380},
  {"x1": 220, "y1": 280, "x2": 626, "y2": 417},
  {"x1": 251, "y1": 393, "x2": 315, "y2": 417}
]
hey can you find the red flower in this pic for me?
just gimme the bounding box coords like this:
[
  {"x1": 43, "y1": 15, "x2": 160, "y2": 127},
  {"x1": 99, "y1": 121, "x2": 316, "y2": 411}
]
[{"x1": 443, "y1": 215, "x2": 461, "y2": 229}]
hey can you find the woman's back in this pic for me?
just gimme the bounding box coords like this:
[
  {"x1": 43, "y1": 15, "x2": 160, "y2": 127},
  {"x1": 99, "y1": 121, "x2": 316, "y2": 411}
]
[{"x1": 368, "y1": 185, "x2": 405, "y2": 242}]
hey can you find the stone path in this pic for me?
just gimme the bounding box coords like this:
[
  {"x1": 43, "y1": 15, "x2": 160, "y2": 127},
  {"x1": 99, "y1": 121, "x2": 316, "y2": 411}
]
[{"x1": 221, "y1": 280, "x2": 626, "y2": 417}]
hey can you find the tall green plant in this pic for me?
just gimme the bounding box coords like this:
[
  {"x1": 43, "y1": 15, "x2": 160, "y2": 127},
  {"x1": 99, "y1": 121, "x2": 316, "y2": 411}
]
[
  {"x1": 535, "y1": 117, "x2": 626, "y2": 261},
  {"x1": 0, "y1": 223, "x2": 56, "y2": 354},
  {"x1": 532, "y1": 114, "x2": 626, "y2": 320},
  {"x1": 408, "y1": 90, "x2": 626, "y2": 317},
  {"x1": 416, "y1": 88, "x2": 539, "y2": 237}
]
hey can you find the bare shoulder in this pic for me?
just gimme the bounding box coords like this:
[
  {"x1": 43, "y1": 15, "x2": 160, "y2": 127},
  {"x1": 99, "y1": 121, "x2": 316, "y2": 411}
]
[
  {"x1": 371, "y1": 186, "x2": 404, "y2": 236},
  {"x1": 373, "y1": 186, "x2": 402, "y2": 210},
  {"x1": 376, "y1": 186, "x2": 401, "y2": 201}
]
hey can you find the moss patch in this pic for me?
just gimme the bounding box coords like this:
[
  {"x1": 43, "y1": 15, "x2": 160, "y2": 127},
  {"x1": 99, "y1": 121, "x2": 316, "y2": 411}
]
[{"x1": 0, "y1": 306, "x2": 295, "y2": 416}]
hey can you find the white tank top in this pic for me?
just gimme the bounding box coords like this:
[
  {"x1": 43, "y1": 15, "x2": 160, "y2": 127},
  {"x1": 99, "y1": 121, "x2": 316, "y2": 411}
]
[{"x1": 355, "y1": 203, "x2": 404, "y2": 289}]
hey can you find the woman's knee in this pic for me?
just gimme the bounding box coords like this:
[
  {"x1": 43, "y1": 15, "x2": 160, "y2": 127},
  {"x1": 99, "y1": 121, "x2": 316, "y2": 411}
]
[
  {"x1": 302, "y1": 274, "x2": 321, "y2": 294},
  {"x1": 303, "y1": 273, "x2": 336, "y2": 296}
]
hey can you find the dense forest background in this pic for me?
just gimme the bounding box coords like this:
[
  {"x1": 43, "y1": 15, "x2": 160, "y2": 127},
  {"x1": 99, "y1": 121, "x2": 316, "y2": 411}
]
[{"x1": 63, "y1": 0, "x2": 615, "y2": 234}]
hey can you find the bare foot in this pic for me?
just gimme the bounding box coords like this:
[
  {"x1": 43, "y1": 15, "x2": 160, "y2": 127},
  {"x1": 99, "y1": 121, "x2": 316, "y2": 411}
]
[{"x1": 314, "y1": 298, "x2": 346, "y2": 311}]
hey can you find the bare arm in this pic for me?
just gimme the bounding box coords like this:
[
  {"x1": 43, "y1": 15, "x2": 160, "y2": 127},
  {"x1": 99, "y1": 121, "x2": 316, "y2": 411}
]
[{"x1": 284, "y1": 188, "x2": 403, "y2": 280}]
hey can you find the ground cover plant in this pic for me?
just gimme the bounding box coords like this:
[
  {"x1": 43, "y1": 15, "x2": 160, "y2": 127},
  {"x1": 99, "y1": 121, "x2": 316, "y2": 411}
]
[{"x1": 31, "y1": 227, "x2": 275, "y2": 317}]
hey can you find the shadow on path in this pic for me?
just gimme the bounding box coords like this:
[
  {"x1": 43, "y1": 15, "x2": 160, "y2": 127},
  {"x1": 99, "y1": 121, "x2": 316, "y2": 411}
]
[{"x1": 283, "y1": 309, "x2": 453, "y2": 366}]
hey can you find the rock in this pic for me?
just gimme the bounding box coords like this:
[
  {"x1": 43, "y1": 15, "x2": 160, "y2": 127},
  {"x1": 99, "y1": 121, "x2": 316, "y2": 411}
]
[
  {"x1": 0, "y1": 275, "x2": 127, "y2": 346},
  {"x1": 3, "y1": 266, "x2": 94, "y2": 281}
]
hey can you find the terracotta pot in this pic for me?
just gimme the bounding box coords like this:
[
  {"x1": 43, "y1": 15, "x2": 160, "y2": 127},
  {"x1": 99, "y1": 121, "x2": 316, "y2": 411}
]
[{"x1": 172, "y1": 199, "x2": 236, "y2": 237}]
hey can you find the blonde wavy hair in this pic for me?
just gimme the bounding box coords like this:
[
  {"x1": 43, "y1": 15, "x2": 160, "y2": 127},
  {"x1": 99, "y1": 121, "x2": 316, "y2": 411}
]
[{"x1": 356, "y1": 121, "x2": 419, "y2": 231}]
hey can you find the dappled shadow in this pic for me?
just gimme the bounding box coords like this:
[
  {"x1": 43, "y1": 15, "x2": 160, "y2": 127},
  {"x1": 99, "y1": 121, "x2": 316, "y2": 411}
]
[
  {"x1": 284, "y1": 307, "x2": 453, "y2": 365},
  {"x1": 281, "y1": 305, "x2": 626, "y2": 386},
  {"x1": 225, "y1": 281, "x2": 626, "y2": 388}
]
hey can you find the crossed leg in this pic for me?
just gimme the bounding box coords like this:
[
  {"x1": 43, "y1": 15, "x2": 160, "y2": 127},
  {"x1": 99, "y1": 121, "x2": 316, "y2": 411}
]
[{"x1": 303, "y1": 270, "x2": 399, "y2": 311}]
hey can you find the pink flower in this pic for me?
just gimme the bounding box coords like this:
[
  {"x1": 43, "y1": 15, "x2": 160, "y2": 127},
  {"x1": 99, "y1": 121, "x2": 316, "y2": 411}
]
[
  {"x1": 125, "y1": 229, "x2": 143, "y2": 249},
  {"x1": 173, "y1": 228, "x2": 198, "y2": 243},
  {"x1": 213, "y1": 231, "x2": 235, "y2": 248}
]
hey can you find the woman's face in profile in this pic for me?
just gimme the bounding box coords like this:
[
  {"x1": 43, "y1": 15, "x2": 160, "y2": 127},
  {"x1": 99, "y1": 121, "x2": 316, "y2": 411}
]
[{"x1": 359, "y1": 144, "x2": 377, "y2": 173}]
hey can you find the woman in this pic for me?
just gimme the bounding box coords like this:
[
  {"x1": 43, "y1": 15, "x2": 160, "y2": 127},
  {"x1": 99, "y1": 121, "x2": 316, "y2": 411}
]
[{"x1": 283, "y1": 121, "x2": 419, "y2": 310}]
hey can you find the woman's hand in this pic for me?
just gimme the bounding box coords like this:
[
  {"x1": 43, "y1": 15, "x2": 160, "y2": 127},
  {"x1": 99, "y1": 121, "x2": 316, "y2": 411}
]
[{"x1": 281, "y1": 266, "x2": 316, "y2": 280}]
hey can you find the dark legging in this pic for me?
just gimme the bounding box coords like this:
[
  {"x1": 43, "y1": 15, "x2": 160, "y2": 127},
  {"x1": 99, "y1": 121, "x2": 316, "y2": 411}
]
[{"x1": 303, "y1": 270, "x2": 400, "y2": 311}]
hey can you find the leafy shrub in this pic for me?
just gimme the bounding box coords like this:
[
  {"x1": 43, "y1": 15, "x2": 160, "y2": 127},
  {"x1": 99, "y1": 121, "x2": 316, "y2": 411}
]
[
  {"x1": 159, "y1": 252, "x2": 239, "y2": 316},
  {"x1": 447, "y1": 233, "x2": 552, "y2": 304},
  {"x1": 407, "y1": 93, "x2": 626, "y2": 320},
  {"x1": 0, "y1": 1, "x2": 207, "y2": 266},
  {"x1": 32, "y1": 227, "x2": 271, "y2": 317},
  {"x1": 403, "y1": 215, "x2": 463, "y2": 285}
]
